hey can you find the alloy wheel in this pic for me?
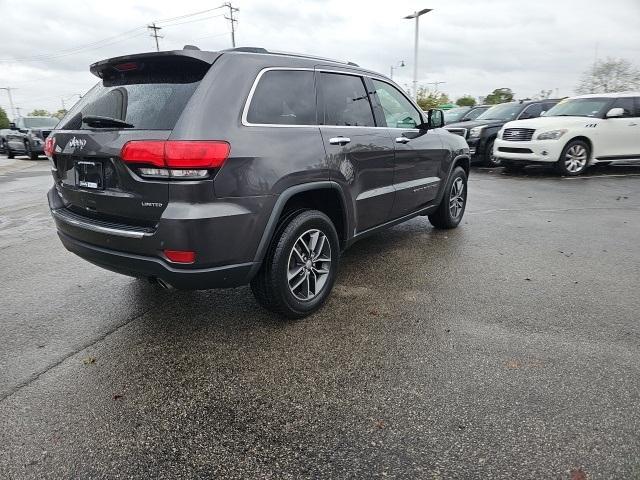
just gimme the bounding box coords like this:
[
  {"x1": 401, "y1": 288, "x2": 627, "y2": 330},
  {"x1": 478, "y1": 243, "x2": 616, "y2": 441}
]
[
  {"x1": 564, "y1": 144, "x2": 587, "y2": 173},
  {"x1": 287, "y1": 229, "x2": 332, "y2": 301},
  {"x1": 449, "y1": 177, "x2": 466, "y2": 219}
]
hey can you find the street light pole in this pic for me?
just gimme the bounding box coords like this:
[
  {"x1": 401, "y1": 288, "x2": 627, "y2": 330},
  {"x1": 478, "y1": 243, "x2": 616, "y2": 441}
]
[
  {"x1": 1, "y1": 87, "x2": 16, "y2": 120},
  {"x1": 404, "y1": 8, "x2": 433, "y2": 101}
]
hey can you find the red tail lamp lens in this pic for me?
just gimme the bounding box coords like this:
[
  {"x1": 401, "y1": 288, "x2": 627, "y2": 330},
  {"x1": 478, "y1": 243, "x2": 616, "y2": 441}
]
[
  {"x1": 114, "y1": 62, "x2": 139, "y2": 72},
  {"x1": 164, "y1": 141, "x2": 230, "y2": 168},
  {"x1": 120, "y1": 141, "x2": 165, "y2": 167},
  {"x1": 120, "y1": 141, "x2": 230, "y2": 169},
  {"x1": 44, "y1": 136, "x2": 56, "y2": 158},
  {"x1": 164, "y1": 249, "x2": 196, "y2": 264}
]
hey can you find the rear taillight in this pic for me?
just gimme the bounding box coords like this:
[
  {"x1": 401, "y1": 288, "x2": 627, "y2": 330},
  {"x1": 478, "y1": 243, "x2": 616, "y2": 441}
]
[
  {"x1": 120, "y1": 140, "x2": 230, "y2": 179},
  {"x1": 44, "y1": 136, "x2": 55, "y2": 158}
]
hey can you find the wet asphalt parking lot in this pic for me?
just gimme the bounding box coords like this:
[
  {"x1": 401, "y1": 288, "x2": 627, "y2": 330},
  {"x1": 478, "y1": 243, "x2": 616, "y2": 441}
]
[{"x1": 0, "y1": 154, "x2": 639, "y2": 479}]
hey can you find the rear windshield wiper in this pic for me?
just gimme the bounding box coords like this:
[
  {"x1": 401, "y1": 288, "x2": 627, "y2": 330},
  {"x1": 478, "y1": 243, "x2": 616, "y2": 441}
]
[{"x1": 82, "y1": 115, "x2": 134, "y2": 128}]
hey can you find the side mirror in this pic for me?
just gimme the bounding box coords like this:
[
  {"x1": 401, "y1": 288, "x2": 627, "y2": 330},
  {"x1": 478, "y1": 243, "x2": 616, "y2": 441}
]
[
  {"x1": 9, "y1": 122, "x2": 17, "y2": 130},
  {"x1": 605, "y1": 107, "x2": 625, "y2": 118},
  {"x1": 427, "y1": 109, "x2": 445, "y2": 129}
]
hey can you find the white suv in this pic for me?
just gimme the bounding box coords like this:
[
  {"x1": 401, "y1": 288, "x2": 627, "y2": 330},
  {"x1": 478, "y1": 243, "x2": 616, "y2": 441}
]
[{"x1": 493, "y1": 92, "x2": 640, "y2": 175}]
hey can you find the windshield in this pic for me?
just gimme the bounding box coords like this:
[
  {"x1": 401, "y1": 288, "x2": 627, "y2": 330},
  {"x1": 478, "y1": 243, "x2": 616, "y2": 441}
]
[
  {"x1": 24, "y1": 117, "x2": 59, "y2": 128},
  {"x1": 544, "y1": 98, "x2": 609, "y2": 117},
  {"x1": 476, "y1": 103, "x2": 523, "y2": 121},
  {"x1": 444, "y1": 107, "x2": 470, "y2": 123},
  {"x1": 465, "y1": 107, "x2": 488, "y2": 120}
]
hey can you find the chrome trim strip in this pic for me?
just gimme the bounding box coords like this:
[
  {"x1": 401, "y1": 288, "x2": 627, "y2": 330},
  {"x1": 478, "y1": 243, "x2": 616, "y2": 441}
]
[
  {"x1": 356, "y1": 185, "x2": 395, "y2": 201},
  {"x1": 241, "y1": 67, "x2": 423, "y2": 129},
  {"x1": 356, "y1": 177, "x2": 440, "y2": 201},
  {"x1": 51, "y1": 209, "x2": 152, "y2": 239}
]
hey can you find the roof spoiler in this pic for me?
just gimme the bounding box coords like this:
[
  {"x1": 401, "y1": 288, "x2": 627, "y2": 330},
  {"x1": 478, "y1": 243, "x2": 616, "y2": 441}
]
[{"x1": 89, "y1": 50, "x2": 219, "y2": 78}]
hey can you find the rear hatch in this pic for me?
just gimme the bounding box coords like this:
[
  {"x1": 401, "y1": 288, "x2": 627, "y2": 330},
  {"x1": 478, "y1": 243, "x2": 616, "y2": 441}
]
[{"x1": 49, "y1": 51, "x2": 217, "y2": 227}]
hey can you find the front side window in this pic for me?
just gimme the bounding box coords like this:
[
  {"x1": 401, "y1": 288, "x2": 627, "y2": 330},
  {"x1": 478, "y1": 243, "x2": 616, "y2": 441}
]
[
  {"x1": 318, "y1": 72, "x2": 375, "y2": 127},
  {"x1": 246, "y1": 70, "x2": 316, "y2": 125},
  {"x1": 610, "y1": 98, "x2": 636, "y2": 118},
  {"x1": 372, "y1": 79, "x2": 422, "y2": 128}
]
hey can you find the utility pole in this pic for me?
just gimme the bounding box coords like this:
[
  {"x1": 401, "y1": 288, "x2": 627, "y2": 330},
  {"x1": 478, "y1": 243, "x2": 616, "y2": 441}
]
[
  {"x1": 147, "y1": 23, "x2": 163, "y2": 52},
  {"x1": 404, "y1": 8, "x2": 433, "y2": 101},
  {"x1": 15, "y1": 106, "x2": 22, "y2": 117},
  {"x1": 224, "y1": 2, "x2": 239, "y2": 48},
  {"x1": 0, "y1": 87, "x2": 16, "y2": 120},
  {"x1": 426, "y1": 81, "x2": 446, "y2": 92}
]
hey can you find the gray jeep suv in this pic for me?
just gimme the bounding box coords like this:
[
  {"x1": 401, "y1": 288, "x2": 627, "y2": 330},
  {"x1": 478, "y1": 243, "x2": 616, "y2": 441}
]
[{"x1": 47, "y1": 47, "x2": 470, "y2": 317}]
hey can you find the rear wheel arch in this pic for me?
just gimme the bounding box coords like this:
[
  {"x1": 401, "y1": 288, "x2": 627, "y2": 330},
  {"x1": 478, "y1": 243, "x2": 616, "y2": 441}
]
[{"x1": 250, "y1": 182, "x2": 349, "y2": 277}]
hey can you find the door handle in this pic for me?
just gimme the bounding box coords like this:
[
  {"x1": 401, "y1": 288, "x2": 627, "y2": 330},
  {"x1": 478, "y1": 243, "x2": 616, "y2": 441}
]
[
  {"x1": 329, "y1": 137, "x2": 351, "y2": 145},
  {"x1": 395, "y1": 137, "x2": 411, "y2": 144}
]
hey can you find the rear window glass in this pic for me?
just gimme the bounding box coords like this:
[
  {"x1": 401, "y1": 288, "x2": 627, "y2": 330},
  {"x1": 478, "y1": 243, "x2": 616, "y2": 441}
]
[
  {"x1": 246, "y1": 70, "x2": 316, "y2": 125},
  {"x1": 319, "y1": 73, "x2": 375, "y2": 127},
  {"x1": 58, "y1": 59, "x2": 208, "y2": 130}
]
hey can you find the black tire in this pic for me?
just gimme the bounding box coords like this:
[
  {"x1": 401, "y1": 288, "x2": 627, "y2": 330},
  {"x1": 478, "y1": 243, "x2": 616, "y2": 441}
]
[
  {"x1": 251, "y1": 209, "x2": 340, "y2": 318},
  {"x1": 482, "y1": 138, "x2": 501, "y2": 167},
  {"x1": 26, "y1": 141, "x2": 38, "y2": 160},
  {"x1": 502, "y1": 160, "x2": 526, "y2": 173},
  {"x1": 6, "y1": 143, "x2": 14, "y2": 159},
  {"x1": 0, "y1": 140, "x2": 5, "y2": 154},
  {"x1": 555, "y1": 139, "x2": 590, "y2": 176},
  {"x1": 428, "y1": 166, "x2": 468, "y2": 229}
]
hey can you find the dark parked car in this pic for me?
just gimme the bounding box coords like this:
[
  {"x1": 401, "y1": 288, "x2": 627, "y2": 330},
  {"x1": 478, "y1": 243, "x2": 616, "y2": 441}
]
[
  {"x1": 0, "y1": 128, "x2": 10, "y2": 154},
  {"x1": 47, "y1": 47, "x2": 470, "y2": 317},
  {"x1": 4, "y1": 116, "x2": 59, "y2": 159},
  {"x1": 445, "y1": 99, "x2": 560, "y2": 167},
  {"x1": 443, "y1": 105, "x2": 490, "y2": 125}
]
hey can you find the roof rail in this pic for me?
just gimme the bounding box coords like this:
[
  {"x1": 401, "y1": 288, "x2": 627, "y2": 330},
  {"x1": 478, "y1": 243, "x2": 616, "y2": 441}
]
[{"x1": 222, "y1": 47, "x2": 359, "y2": 67}]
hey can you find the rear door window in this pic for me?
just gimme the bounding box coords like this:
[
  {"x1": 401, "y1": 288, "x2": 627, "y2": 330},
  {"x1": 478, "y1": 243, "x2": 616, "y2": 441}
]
[
  {"x1": 57, "y1": 59, "x2": 209, "y2": 131},
  {"x1": 318, "y1": 72, "x2": 375, "y2": 127},
  {"x1": 246, "y1": 70, "x2": 316, "y2": 125}
]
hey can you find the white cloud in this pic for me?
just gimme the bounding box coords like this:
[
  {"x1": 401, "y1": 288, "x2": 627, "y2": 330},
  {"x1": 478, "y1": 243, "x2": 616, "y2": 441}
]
[{"x1": 0, "y1": 0, "x2": 638, "y2": 117}]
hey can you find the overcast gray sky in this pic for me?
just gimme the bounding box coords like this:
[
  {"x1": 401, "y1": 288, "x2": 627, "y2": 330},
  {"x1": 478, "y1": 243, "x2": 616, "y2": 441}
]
[{"x1": 0, "y1": 0, "x2": 639, "y2": 117}]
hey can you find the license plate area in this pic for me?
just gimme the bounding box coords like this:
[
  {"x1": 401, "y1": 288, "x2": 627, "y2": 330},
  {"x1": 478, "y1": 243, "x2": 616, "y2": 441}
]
[{"x1": 75, "y1": 160, "x2": 104, "y2": 190}]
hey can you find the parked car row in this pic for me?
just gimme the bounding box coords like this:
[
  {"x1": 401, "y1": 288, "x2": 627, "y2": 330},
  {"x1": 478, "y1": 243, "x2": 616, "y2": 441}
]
[
  {"x1": 494, "y1": 93, "x2": 640, "y2": 175},
  {"x1": 443, "y1": 92, "x2": 640, "y2": 175},
  {"x1": 445, "y1": 99, "x2": 560, "y2": 167},
  {"x1": 0, "y1": 116, "x2": 60, "y2": 159}
]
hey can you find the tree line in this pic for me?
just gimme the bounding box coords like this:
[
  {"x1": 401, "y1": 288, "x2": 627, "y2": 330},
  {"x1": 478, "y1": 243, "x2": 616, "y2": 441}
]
[{"x1": 416, "y1": 57, "x2": 640, "y2": 111}]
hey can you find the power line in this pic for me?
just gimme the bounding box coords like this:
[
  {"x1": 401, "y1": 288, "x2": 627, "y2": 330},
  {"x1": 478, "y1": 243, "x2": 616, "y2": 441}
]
[
  {"x1": 0, "y1": 5, "x2": 227, "y2": 64},
  {"x1": 147, "y1": 23, "x2": 163, "y2": 52},
  {"x1": 223, "y1": 2, "x2": 239, "y2": 48},
  {"x1": 154, "y1": 5, "x2": 225, "y2": 25}
]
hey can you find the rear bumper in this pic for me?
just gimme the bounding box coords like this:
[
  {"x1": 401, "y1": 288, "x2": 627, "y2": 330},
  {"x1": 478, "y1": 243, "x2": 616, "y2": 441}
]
[
  {"x1": 57, "y1": 230, "x2": 256, "y2": 289},
  {"x1": 48, "y1": 185, "x2": 272, "y2": 289}
]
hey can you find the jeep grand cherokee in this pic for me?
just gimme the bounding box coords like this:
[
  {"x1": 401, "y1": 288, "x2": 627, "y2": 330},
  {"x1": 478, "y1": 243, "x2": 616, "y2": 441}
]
[{"x1": 47, "y1": 46, "x2": 470, "y2": 318}]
